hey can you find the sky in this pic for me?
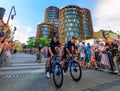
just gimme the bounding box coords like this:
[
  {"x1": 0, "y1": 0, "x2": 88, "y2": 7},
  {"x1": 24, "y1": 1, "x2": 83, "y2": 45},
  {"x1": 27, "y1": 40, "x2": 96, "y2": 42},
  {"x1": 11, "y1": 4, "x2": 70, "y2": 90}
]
[{"x1": 0, "y1": 0, "x2": 120, "y2": 43}]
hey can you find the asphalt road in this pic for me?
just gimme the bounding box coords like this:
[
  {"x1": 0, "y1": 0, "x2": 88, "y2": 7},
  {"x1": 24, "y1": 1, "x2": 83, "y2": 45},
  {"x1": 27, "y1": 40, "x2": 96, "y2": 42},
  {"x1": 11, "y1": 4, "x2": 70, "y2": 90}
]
[{"x1": 0, "y1": 52, "x2": 120, "y2": 91}]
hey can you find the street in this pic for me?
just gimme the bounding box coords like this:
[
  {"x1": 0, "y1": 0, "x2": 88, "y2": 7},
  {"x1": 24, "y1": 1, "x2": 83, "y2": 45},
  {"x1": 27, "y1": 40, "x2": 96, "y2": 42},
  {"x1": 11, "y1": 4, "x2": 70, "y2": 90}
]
[{"x1": 0, "y1": 53, "x2": 120, "y2": 91}]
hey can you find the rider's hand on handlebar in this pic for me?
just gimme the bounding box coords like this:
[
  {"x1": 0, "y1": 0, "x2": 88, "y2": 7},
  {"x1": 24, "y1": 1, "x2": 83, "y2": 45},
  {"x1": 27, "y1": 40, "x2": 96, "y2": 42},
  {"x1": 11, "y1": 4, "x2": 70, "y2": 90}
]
[
  {"x1": 51, "y1": 54, "x2": 54, "y2": 58},
  {"x1": 59, "y1": 53, "x2": 62, "y2": 57},
  {"x1": 69, "y1": 54, "x2": 72, "y2": 58}
]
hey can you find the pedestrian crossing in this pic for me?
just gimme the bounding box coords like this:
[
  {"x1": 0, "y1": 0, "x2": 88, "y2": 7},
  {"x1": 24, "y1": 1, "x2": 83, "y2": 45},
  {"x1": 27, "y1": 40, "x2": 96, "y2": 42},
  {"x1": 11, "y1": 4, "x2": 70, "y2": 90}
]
[{"x1": 0, "y1": 62, "x2": 46, "y2": 79}]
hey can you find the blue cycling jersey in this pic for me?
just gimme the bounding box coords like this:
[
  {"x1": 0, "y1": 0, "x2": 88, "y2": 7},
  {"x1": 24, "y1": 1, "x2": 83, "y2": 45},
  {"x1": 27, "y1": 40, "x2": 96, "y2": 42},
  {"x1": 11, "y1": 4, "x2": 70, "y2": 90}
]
[
  {"x1": 63, "y1": 40, "x2": 75, "y2": 54},
  {"x1": 48, "y1": 40, "x2": 60, "y2": 54}
]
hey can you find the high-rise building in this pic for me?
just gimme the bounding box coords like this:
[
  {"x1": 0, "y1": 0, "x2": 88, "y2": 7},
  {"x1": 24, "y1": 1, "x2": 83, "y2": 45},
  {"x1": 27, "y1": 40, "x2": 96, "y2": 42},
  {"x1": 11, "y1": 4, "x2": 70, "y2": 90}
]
[
  {"x1": 59, "y1": 5, "x2": 84, "y2": 43},
  {"x1": 36, "y1": 5, "x2": 94, "y2": 43},
  {"x1": 44, "y1": 6, "x2": 59, "y2": 35},
  {"x1": 36, "y1": 23, "x2": 55, "y2": 41},
  {"x1": 82, "y1": 8, "x2": 93, "y2": 39},
  {"x1": 59, "y1": 5, "x2": 94, "y2": 43}
]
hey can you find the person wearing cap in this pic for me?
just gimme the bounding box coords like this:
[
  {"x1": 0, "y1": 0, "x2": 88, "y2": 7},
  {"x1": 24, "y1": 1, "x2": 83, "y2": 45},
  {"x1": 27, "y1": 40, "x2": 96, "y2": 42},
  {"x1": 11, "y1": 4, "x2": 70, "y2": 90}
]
[
  {"x1": 0, "y1": 31, "x2": 4, "y2": 37},
  {"x1": 62, "y1": 36, "x2": 77, "y2": 74},
  {"x1": 46, "y1": 35, "x2": 60, "y2": 78}
]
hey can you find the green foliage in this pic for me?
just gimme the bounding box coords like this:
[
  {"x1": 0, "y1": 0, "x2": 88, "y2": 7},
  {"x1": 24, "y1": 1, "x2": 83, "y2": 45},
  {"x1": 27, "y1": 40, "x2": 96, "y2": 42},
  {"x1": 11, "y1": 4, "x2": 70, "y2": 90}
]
[
  {"x1": 36, "y1": 38, "x2": 51, "y2": 47},
  {"x1": 21, "y1": 43, "x2": 26, "y2": 48},
  {"x1": 6, "y1": 28, "x2": 12, "y2": 38},
  {"x1": 26, "y1": 37, "x2": 36, "y2": 48},
  {"x1": 14, "y1": 43, "x2": 19, "y2": 51},
  {"x1": 0, "y1": 27, "x2": 2, "y2": 32},
  {"x1": 23, "y1": 37, "x2": 51, "y2": 48}
]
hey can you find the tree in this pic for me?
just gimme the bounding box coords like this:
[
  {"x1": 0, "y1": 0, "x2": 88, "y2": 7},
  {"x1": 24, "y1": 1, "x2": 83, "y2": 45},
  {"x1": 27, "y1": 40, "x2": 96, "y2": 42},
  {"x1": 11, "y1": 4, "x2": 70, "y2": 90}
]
[
  {"x1": 26, "y1": 37, "x2": 36, "y2": 48},
  {"x1": 6, "y1": 28, "x2": 12, "y2": 38},
  {"x1": 36, "y1": 38, "x2": 51, "y2": 47},
  {"x1": 14, "y1": 42, "x2": 19, "y2": 51}
]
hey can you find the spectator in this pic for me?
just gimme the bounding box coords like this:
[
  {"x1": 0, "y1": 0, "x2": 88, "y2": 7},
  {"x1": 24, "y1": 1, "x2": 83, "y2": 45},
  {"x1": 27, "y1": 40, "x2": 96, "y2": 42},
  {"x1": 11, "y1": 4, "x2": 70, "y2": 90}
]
[
  {"x1": 0, "y1": 31, "x2": 4, "y2": 37},
  {"x1": 90, "y1": 45, "x2": 98, "y2": 69},
  {"x1": 98, "y1": 42, "x2": 109, "y2": 71},
  {"x1": 86, "y1": 43, "x2": 91, "y2": 64},
  {"x1": 113, "y1": 40, "x2": 120, "y2": 73},
  {"x1": 78, "y1": 42, "x2": 86, "y2": 68}
]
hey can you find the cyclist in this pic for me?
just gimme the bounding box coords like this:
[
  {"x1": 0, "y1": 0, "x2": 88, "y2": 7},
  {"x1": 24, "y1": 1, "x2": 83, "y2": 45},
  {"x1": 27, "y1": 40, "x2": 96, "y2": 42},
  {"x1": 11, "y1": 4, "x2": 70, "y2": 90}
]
[
  {"x1": 46, "y1": 35, "x2": 60, "y2": 78},
  {"x1": 38, "y1": 44, "x2": 42, "y2": 52},
  {"x1": 36, "y1": 44, "x2": 42, "y2": 60},
  {"x1": 62, "y1": 36, "x2": 78, "y2": 74}
]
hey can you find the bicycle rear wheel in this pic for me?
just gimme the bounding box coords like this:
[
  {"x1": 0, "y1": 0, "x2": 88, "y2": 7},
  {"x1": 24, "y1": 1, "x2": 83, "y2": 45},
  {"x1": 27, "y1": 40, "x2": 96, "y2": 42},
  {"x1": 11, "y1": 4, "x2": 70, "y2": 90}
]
[
  {"x1": 70, "y1": 61, "x2": 82, "y2": 81},
  {"x1": 36, "y1": 55, "x2": 42, "y2": 63},
  {"x1": 53, "y1": 63, "x2": 63, "y2": 88}
]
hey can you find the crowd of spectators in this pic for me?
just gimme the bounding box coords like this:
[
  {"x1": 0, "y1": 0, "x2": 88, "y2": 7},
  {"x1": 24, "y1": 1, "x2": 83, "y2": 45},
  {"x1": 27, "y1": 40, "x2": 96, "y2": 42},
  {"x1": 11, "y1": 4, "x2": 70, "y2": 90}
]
[
  {"x1": 77, "y1": 37, "x2": 120, "y2": 74},
  {"x1": 0, "y1": 25, "x2": 15, "y2": 66}
]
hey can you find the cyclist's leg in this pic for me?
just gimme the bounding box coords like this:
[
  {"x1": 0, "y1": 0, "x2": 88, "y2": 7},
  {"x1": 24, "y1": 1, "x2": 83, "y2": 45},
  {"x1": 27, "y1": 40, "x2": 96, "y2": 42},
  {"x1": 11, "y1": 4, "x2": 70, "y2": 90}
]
[
  {"x1": 46, "y1": 52, "x2": 51, "y2": 71},
  {"x1": 62, "y1": 53, "x2": 68, "y2": 74},
  {"x1": 46, "y1": 52, "x2": 51, "y2": 78},
  {"x1": 61, "y1": 53, "x2": 67, "y2": 68}
]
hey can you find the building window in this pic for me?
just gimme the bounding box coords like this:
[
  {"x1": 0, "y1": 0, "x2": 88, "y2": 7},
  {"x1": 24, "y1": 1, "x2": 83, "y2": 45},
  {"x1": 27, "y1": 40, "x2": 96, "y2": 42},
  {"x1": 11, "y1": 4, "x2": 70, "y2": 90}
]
[
  {"x1": 66, "y1": 32, "x2": 69, "y2": 36},
  {"x1": 75, "y1": 23, "x2": 80, "y2": 27},
  {"x1": 44, "y1": 35, "x2": 48, "y2": 38},
  {"x1": 73, "y1": 27, "x2": 77, "y2": 31},
  {"x1": 66, "y1": 15, "x2": 73, "y2": 18},
  {"x1": 76, "y1": 32, "x2": 79, "y2": 36},
  {"x1": 68, "y1": 27, "x2": 72, "y2": 31},
  {"x1": 44, "y1": 27, "x2": 48, "y2": 31},
  {"x1": 66, "y1": 23, "x2": 69, "y2": 26},
  {"x1": 69, "y1": 31, "x2": 74, "y2": 36},
  {"x1": 69, "y1": 22, "x2": 74, "y2": 26}
]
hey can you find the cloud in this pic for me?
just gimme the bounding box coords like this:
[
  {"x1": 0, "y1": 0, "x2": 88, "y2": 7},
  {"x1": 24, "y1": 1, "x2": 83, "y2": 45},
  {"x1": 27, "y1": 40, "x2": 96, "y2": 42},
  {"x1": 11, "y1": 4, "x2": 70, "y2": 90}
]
[
  {"x1": 24, "y1": 26, "x2": 32, "y2": 32},
  {"x1": 3, "y1": 17, "x2": 34, "y2": 43},
  {"x1": 93, "y1": 0, "x2": 120, "y2": 34},
  {"x1": 14, "y1": 31, "x2": 29, "y2": 43}
]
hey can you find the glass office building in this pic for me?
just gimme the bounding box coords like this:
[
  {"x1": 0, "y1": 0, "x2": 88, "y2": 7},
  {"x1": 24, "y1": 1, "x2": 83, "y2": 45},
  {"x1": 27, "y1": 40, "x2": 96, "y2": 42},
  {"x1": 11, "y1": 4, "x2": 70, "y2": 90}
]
[
  {"x1": 44, "y1": 6, "x2": 59, "y2": 35},
  {"x1": 82, "y1": 8, "x2": 93, "y2": 39},
  {"x1": 59, "y1": 5, "x2": 84, "y2": 43},
  {"x1": 36, "y1": 23, "x2": 55, "y2": 41},
  {"x1": 59, "y1": 5, "x2": 93, "y2": 43},
  {"x1": 36, "y1": 5, "x2": 94, "y2": 43}
]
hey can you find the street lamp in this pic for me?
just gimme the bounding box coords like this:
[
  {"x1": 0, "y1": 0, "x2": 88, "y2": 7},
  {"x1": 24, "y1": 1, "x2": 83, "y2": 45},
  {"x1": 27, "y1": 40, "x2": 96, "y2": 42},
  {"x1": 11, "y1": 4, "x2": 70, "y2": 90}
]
[
  {"x1": 7, "y1": 6, "x2": 16, "y2": 24},
  {"x1": 1, "y1": 6, "x2": 16, "y2": 31}
]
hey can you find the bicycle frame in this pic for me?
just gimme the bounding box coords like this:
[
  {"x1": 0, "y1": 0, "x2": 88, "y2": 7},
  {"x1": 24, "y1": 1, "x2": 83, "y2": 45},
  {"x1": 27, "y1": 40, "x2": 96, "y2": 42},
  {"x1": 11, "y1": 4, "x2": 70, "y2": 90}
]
[
  {"x1": 66, "y1": 57, "x2": 76, "y2": 69},
  {"x1": 51, "y1": 57, "x2": 60, "y2": 72}
]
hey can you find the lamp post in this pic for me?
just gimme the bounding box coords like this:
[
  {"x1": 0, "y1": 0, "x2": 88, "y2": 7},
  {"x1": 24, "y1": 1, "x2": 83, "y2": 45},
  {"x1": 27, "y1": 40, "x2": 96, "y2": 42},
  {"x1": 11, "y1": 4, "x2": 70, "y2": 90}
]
[{"x1": 7, "y1": 6, "x2": 16, "y2": 24}]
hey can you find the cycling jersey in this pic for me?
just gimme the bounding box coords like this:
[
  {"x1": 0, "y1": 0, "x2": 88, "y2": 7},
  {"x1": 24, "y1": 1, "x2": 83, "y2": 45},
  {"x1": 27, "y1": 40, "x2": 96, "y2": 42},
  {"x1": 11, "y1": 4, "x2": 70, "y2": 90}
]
[
  {"x1": 38, "y1": 46, "x2": 42, "y2": 52},
  {"x1": 48, "y1": 40, "x2": 60, "y2": 57},
  {"x1": 62, "y1": 40, "x2": 75, "y2": 59},
  {"x1": 63, "y1": 40, "x2": 75, "y2": 54}
]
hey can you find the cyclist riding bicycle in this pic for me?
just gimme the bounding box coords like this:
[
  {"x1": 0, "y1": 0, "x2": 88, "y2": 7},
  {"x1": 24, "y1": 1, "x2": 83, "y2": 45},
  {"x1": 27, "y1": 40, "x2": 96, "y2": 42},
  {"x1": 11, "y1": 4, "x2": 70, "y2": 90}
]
[
  {"x1": 46, "y1": 35, "x2": 60, "y2": 78},
  {"x1": 36, "y1": 44, "x2": 42, "y2": 60},
  {"x1": 38, "y1": 44, "x2": 42, "y2": 52},
  {"x1": 62, "y1": 36, "x2": 78, "y2": 74}
]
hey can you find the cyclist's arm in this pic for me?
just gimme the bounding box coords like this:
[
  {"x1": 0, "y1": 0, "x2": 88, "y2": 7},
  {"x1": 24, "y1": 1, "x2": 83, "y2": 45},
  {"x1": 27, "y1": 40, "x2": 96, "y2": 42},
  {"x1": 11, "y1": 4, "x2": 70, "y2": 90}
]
[
  {"x1": 66, "y1": 48, "x2": 71, "y2": 55},
  {"x1": 49, "y1": 47, "x2": 54, "y2": 56}
]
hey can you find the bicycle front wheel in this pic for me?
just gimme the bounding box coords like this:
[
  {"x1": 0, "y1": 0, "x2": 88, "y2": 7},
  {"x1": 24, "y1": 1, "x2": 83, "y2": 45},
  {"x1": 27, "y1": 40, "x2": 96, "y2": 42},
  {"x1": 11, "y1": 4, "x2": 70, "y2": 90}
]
[
  {"x1": 53, "y1": 63, "x2": 63, "y2": 88},
  {"x1": 70, "y1": 61, "x2": 82, "y2": 81}
]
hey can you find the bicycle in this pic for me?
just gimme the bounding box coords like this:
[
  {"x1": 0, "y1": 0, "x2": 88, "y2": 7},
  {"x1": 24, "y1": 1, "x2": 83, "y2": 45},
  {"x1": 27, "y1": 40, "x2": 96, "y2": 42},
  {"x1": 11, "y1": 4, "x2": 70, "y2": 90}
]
[
  {"x1": 36, "y1": 52, "x2": 42, "y2": 63},
  {"x1": 45, "y1": 55, "x2": 63, "y2": 88},
  {"x1": 64, "y1": 55, "x2": 82, "y2": 81}
]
